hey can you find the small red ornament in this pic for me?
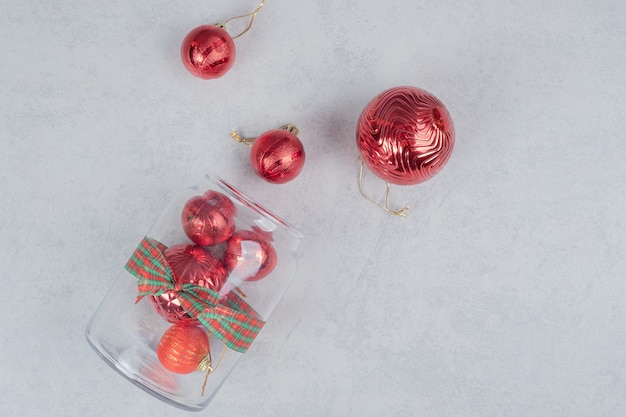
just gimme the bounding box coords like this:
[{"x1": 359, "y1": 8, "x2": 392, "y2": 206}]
[
  {"x1": 249, "y1": 126, "x2": 306, "y2": 184},
  {"x1": 356, "y1": 86, "x2": 455, "y2": 185},
  {"x1": 151, "y1": 291, "x2": 194, "y2": 325},
  {"x1": 166, "y1": 244, "x2": 228, "y2": 290},
  {"x1": 180, "y1": 1, "x2": 265, "y2": 80},
  {"x1": 224, "y1": 229, "x2": 277, "y2": 282},
  {"x1": 150, "y1": 244, "x2": 228, "y2": 323},
  {"x1": 203, "y1": 190, "x2": 237, "y2": 217},
  {"x1": 157, "y1": 324, "x2": 212, "y2": 374},
  {"x1": 181, "y1": 192, "x2": 237, "y2": 246},
  {"x1": 181, "y1": 25, "x2": 236, "y2": 80}
]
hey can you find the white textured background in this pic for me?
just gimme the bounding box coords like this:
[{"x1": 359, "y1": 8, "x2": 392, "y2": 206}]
[{"x1": 1, "y1": 0, "x2": 626, "y2": 416}]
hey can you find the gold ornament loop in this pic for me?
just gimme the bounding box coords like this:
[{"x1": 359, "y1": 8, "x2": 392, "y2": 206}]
[
  {"x1": 200, "y1": 343, "x2": 228, "y2": 396},
  {"x1": 221, "y1": 0, "x2": 265, "y2": 40},
  {"x1": 230, "y1": 130, "x2": 255, "y2": 147},
  {"x1": 358, "y1": 157, "x2": 410, "y2": 217},
  {"x1": 231, "y1": 123, "x2": 299, "y2": 148}
]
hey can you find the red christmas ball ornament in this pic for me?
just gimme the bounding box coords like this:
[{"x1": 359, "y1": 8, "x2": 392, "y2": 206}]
[
  {"x1": 157, "y1": 324, "x2": 212, "y2": 374},
  {"x1": 356, "y1": 86, "x2": 455, "y2": 185},
  {"x1": 150, "y1": 290, "x2": 195, "y2": 325},
  {"x1": 181, "y1": 25, "x2": 236, "y2": 80},
  {"x1": 181, "y1": 192, "x2": 237, "y2": 246},
  {"x1": 224, "y1": 229, "x2": 277, "y2": 282},
  {"x1": 249, "y1": 126, "x2": 305, "y2": 184},
  {"x1": 203, "y1": 190, "x2": 237, "y2": 217},
  {"x1": 180, "y1": 1, "x2": 265, "y2": 80},
  {"x1": 150, "y1": 244, "x2": 228, "y2": 323},
  {"x1": 166, "y1": 244, "x2": 228, "y2": 290}
]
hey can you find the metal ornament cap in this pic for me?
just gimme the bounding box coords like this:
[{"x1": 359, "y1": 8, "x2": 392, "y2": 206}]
[
  {"x1": 181, "y1": 25, "x2": 236, "y2": 79},
  {"x1": 356, "y1": 86, "x2": 455, "y2": 185}
]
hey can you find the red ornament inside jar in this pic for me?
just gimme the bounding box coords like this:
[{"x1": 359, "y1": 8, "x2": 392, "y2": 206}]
[{"x1": 150, "y1": 244, "x2": 228, "y2": 323}]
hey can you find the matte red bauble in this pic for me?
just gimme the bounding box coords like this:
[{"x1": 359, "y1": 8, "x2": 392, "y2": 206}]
[
  {"x1": 224, "y1": 230, "x2": 277, "y2": 282},
  {"x1": 356, "y1": 86, "x2": 455, "y2": 185},
  {"x1": 157, "y1": 324, "x2": 212, "y2": 374},
  {"x1": 250, "y1": 128, "x2": 305, "y2": 184},
  {"x1": 181, "y1": 25, "x2": 236, "y2": 79},
  {"x1": 181, "y1": 192, "x2": 236, "y2": 246}
]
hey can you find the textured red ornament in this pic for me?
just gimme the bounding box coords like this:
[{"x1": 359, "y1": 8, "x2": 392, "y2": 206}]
[
  {"x1": 150, "y1": 291, "x2": 194, "y2": 324},
  {"x1": 181, "y1": 192, "x2": 236, "y2": 246},
  {"x1": 150, "y1": 244, "x2": 228, "y2": 323},
  {"x1": 250, "y1": 129, "x2": 305, "y2": 184},
  {"x1": 181, "y1": 25, "x2": 236, "y2": 79},
  {"x1": 166, "y1": 244, "x2": 228, "y2": 290},
  {"x1": 224, "y1": 230, "x2": 277, "y2": 282},
  {"x1": 356, "y1": 86, "x2": 455, "y2": 185},
  {"x1": 157, "y1": 324, "x2": 211, "y2": 374},
  {"x1": 203, "y1": 190, "x2": 237, "y2": 217}
]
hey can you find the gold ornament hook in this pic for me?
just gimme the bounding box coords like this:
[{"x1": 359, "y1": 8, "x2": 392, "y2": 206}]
[
  {"x1": 230, "y1": 130, "x2": 255, "y2": 147},
  {"x1": 200, "y1": 343, "x2": 228, "y2": 396},
  {"x1": 231, "y1": 123, "x2": 299, "y2": 148},
  {"x1": 358, "y1": 157, "x2": 410, "y2": 217},
  {"x1": 221, "y1": 0, "x2": 265, "y2": 40}
]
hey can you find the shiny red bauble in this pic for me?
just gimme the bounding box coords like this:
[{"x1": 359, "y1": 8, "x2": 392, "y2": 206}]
[
  {"x1": 203, "y1": 190, "x2": 237, "y2": 217},
  {"x1": 356, "y1": 86, "x2": 455, "y2": 185},
  {"x1": 181, "y1": 191, "x2": 237, "y2": 246},
  {"x1": 181, "y1": 25, "x2": 236, "y2": 79},
  {"x1": 150, "y1": 291, "x2": 193, "y2": 325},
  {"x1": 224, "y1": 230, "x2": 277, "y2": 282},
  {"x1": 250, "y1": 129, "x2": 305, "y2": 184},
  {"x1": 157, "y1": 324, "x2": 211, "y2": 374},
  {"x1": 150, "y1": 244, "x2": 228, "y2": 323},
  {"x1": 166, "y1": 244, "x2": 228, "y2": 290}
]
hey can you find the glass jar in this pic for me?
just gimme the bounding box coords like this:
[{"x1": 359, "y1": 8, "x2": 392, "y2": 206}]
[{"x1": 85, "y1": 175, "x2": 303, "y2": 411}]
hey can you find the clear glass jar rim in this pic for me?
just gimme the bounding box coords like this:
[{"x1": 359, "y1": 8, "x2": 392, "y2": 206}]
[{"x1": 210, "y1": 175, "x2": 304, "y2": 240}]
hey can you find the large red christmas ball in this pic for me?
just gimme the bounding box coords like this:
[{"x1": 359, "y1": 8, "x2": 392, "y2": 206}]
[
  {"x1": 150, "y1": 244, "x2": 228, "y2": 323},
  {"x1": 356, "y1": 86, "x2": 455, "y2": 185},
  {"x1": 181, "y1": 192, "x2": 236, "y2": 246},
  {"x1": 181, "y1": 25, "x2": 236, "y2": 79},
  {"x1": 157, "y1": 324, "x2": 211, "y2": 374},
  {"x1": 224, "y1": 230, "x2": 277, "y2": 282},
  {"x1": 250, "y1": 129, "x2": 305, "y2": 184}
]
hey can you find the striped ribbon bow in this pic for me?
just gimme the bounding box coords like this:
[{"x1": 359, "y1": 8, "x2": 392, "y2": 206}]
[{"x1": 125, "y1": 236, "x2": 265, "y2": 353}]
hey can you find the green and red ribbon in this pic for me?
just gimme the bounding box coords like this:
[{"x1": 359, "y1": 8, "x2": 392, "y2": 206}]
[{"x1": 125, "y1": 237, "x2": 265, "y2": 353}]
